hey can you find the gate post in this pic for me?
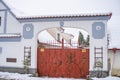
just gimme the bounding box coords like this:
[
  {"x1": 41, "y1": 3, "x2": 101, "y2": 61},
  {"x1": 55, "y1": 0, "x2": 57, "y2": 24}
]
[
  {"x1": 62, "y1": 39, "x2": 64, "y2": 49},
  {"x1": 89, "y1": 21, "x2": 109, "y2": 78}
]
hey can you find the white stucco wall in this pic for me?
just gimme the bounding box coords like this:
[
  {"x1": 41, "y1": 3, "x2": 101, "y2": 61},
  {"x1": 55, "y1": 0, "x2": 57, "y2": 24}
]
[
  {"x1": 19, "y1": 20, "x2": 108, "y2": 70},
  {"x1": 0, "y1": 2, "x2": 7, "y2": 9},
  {"x1": 0, "y1": 18, "x2": 108, "y2": 71},
  {"x1": 0, "y1": 1, "x2": 109, "y2": 72},
  {"x1": 0, "y1": 7, "x2": 23, "y2": 67},
  {"x1": 0, "y1": 42, "x2": 23, "y2": 67},
  {"x1": 6, "y1": 11, "x2": 21, "y2": 33},
  {"x1": 90, "y1": 20, "x2": 108, "y2": 71}
]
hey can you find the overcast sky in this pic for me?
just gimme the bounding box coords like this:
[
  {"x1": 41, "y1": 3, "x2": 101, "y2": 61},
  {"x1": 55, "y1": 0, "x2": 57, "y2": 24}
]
[
  {"x1": 4, "y1": 0, "x2": 120, "y2": 48},
  {"x1": 4, "y1": 0, "x2": 120, "y2": 15}
]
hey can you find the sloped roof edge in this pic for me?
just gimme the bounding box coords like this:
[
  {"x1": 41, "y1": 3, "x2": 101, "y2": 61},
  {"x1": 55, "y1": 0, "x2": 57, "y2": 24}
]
[
  {"x1": 1, "y1": 0, "x2": 16, "y2": 18},
  {"x1": 16, "y1": 12, "x2": 112, "y2": 20}
]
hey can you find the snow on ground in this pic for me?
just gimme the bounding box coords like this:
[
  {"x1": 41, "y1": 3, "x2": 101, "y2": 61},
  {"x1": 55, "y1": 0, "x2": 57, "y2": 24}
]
[
  {"x1": 0, "y1": 72, "x2": 84, "y2": 80},
  {"x1": 0, "y1": 72, "x2": 120, "y2": 80},
  {"x1": 92, "y1": 76, "x2": 120, "y2": 80}
]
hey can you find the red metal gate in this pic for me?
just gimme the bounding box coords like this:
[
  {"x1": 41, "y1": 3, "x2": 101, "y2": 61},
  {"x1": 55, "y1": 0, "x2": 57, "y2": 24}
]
[{"x1": 37, "y1": 48, "x2": 89, "y2": 78}]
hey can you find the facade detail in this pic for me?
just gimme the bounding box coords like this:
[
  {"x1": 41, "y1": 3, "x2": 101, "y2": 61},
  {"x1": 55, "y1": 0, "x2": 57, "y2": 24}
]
[
  {"x1": 23, "y1": 24, "x2": 34, "y2": 39},
  {"x1": 92, "y1": 22, "x2": 105, "y2": 39},
  {"x1": 60, "y1": 21, "x2": 64, "y2": 27},
  {"x1": 0, "y1": 0, "x2": 112, "y2": 78}
]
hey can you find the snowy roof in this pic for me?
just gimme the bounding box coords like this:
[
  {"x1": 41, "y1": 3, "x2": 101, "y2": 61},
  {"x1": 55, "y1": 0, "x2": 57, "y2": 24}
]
[
  {"x1": 2, "y1": 0, "x2": 112, "y2": 20},
  {"x1": 0, "y1": 33, "x2": 21, "y2": 38},
  {"x1": 16, "y1": 12, "x2": 112, "y2": 20}
]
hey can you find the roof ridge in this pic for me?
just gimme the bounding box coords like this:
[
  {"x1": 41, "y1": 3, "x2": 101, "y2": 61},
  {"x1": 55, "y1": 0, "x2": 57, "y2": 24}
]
[{"x1": 16, "y1": 12, "x2": 112, "y2": 20}]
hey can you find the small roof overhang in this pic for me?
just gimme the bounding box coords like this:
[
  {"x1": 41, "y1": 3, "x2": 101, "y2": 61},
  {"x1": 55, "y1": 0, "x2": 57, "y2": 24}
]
[
  {"x1": 16, "y1": 12, "x2": 112, "y2": 23},
  {"x1": 0, "y1": 33, "x2": 21, "y2": 38}
]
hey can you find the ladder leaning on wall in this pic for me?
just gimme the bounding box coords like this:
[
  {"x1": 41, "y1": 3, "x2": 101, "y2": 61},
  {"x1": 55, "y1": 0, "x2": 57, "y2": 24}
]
[
  {"x1": 24, "y1": 46, "x2": 31, "y2": 73},
  {"x1": 94, "y1": 47, "x2": 103, "y2": 77}
]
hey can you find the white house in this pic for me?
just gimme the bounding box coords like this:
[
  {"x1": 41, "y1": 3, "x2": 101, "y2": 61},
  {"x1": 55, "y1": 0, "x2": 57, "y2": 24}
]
[{"x1": 0, "y1": 0, "x2": 112, "y2": 78}]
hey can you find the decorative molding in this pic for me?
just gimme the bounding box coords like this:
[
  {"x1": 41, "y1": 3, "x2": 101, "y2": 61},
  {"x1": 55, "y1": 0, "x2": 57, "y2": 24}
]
[
  {"x1": 92, "y1": 22, "x2": 105, "y2": 39},
  {"x1": 0, "y1": 37, "x2": 21, "y2": 42},
  {"x1": 23, "y1": 24, "x2": 34, "y2": 39},
  {"x1": 18, "y1": 16, "x2": 111, "y2": 23},
  {"x1": 60, "y1": 21, "x2": 64, "y2": 27},
  {"x1": 0, "y1": 33, "x2": 21, "y2": 42},
  {"x1": 0, "y1": 9, "x2": 8, "y2": 11}
]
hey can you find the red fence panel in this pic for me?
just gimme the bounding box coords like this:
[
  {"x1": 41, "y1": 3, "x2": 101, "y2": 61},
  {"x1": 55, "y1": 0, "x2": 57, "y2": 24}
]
[{"x1": 37, "y1": 48, "x2": 89, "y2": 78}]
